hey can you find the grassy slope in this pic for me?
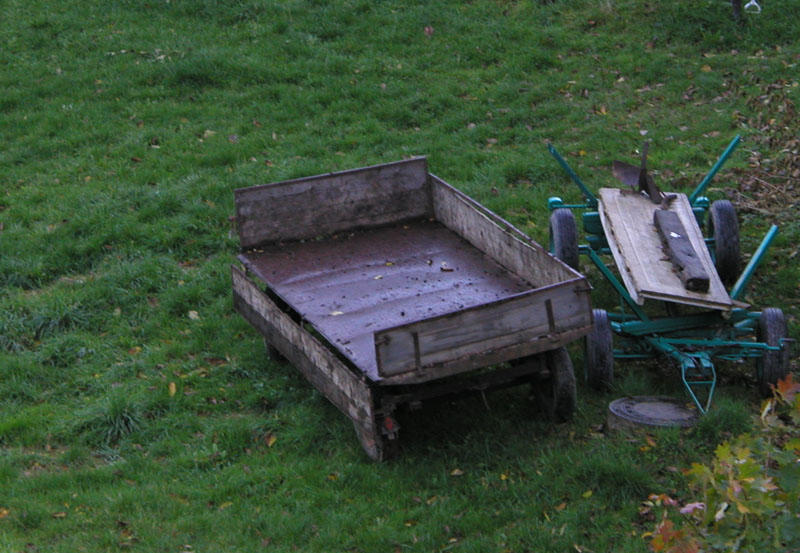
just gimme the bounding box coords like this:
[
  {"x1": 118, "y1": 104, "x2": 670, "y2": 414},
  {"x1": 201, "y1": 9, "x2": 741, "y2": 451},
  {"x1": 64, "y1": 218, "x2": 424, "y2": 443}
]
[{"x1": 1, "y1": 0, "x2": 798, "y2": 551}]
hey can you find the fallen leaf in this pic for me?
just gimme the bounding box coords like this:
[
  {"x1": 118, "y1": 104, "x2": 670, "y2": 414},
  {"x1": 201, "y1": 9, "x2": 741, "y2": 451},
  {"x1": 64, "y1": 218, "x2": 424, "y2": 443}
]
[
  {"x1": 218, "y1": 501, "x2": 233, "y2": 510},
  {"x1": 680, "y1": 502, "x2": 705, "y2": 515},
  {"x1": 188, "y1": 310, "x2": 200, "y2": 320},
  {"x1": 265, "y1": 433, "x2": 277, "y2": 447},
  {"x1": 701, "y1": 64, "x2": 712, "y2": 72},
  {"x1": 582, "y1": 490, "x2": 593, "y2": 498},
  {"x1": 0, "y1": 507, "x2": 9, "y2": 519},
  {"x1": 128, "y1": 346, "x2": 142, "y2": 355},
  {"x1": 52, "y1": 512, "x2": 67, "y2": 519},
  {"x1": 450, "y1": 468, "x2": 464, "y2": 476},
  {"x1": 168, "y1": 382, "x2": 177, "y2": 397},
  {"x1": 555, "y1": 502, "x2": 567, "y2": 511}
]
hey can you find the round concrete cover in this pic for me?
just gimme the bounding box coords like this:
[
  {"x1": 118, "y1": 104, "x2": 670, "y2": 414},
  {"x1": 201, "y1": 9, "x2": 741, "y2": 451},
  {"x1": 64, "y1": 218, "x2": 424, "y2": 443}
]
[{"x1": 608, "y1": 396, "x2": 698, "y2": 430}]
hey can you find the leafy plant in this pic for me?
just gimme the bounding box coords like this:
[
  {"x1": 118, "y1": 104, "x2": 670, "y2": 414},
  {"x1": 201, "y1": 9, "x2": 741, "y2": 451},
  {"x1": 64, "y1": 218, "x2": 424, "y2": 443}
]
[{"x1": 647, "y1": 375, "x2": 800, "y2": 552}]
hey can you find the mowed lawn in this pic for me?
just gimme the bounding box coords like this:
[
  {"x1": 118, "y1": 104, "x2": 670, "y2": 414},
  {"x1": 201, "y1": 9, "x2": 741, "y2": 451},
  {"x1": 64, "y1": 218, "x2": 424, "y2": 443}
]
[{"x1": 1, "y1": 0, "x2": 798, "y2": 551}]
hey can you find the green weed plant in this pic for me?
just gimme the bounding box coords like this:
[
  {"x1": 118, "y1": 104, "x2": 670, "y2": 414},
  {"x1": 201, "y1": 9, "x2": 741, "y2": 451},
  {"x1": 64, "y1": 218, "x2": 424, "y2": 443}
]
[{"x1": 648, "y1": 375, "x2": 800, "y2": 552}]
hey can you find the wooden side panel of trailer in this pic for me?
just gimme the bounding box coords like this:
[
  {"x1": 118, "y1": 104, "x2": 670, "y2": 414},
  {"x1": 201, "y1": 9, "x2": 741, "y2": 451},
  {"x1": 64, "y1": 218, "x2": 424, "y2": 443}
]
[
  {"x1": 231, "y1": 265, "x2": 392, "y2": 458},
  {"x1": 374, "y1": 283, "x2": 591, "y2": 381},
  {"x1": 429, "y1": 175, "x2": 581, "y2": 287},
  {"x1": 234, "y1": 158, "x2": 431, "y2": 248}
]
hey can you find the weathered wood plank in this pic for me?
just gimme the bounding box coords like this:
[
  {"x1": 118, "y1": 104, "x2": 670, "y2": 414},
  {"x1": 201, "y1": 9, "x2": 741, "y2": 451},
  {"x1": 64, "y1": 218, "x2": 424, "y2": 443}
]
[
  {"x1": 598, "y1": 188, "x2": 733, "y2": 310},
  {"x1": 231, "y1": 265, "x2": 375, "y2": 426},
  {"x1": 653, "y1": 208, "x2": 710, "y2": 292},
  {"x1": 235, "y1": 158, "x2": 431, "y2": 248},
  {"x1": 430, "y1": 175, "x2": 580, "y2": 288},
  {"x1": 374, "y1": 282, "x2": 591, "y2": 379}
]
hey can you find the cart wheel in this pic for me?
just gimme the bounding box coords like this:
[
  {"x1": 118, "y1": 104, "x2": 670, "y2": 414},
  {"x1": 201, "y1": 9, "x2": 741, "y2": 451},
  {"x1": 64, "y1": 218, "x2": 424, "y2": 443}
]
[
  {"x1": 549, "y1": 208, "x2": 579, "y2": 270},
  {"x1": 584, "y1": 309, "x2": 614, "y2": 391},
  {"x1": 708, "y1": 200, "x2": 741, "y2": 287},
  {"x1": 538, "y1": 347, "x2": 577, "y2": 422},
  {"x1": 264, "y1": 338, "x2": 287, "y2": 363},
  {"x1": 755, "y1": 307, "x2": 790, "y2": 397}
]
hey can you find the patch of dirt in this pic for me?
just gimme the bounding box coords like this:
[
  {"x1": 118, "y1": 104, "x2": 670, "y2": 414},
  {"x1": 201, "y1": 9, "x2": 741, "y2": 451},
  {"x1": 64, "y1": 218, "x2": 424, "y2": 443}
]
[{"x1": 728, "y1": 80, "x2": 799, "y2": 220}]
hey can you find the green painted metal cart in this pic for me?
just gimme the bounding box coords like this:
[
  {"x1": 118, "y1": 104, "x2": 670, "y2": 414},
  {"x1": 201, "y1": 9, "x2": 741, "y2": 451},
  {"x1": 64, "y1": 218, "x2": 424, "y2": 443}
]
[{"x1": 546, "y1": 136, "x2": 793, "y2": 412}]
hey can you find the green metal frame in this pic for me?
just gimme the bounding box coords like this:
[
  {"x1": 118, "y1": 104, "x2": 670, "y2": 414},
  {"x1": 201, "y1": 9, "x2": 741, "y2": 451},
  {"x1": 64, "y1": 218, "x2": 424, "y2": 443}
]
[{"x1": 546, "y1": 136, "x2": 783, "y2": 413}]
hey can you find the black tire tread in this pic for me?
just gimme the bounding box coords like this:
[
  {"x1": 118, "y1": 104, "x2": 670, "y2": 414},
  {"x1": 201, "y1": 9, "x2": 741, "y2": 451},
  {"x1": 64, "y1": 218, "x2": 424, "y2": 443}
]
[
  {"x1": 709, "y1": 200, "x2": 741, "y2": 287},
  {"x1": 756, "y1": 307, "x2": 789, "y2": 397},
  {"x1": 584, "y1": 308, "x2": 614, "y2": 391},
  {"x1": 549, "y1": 208, "x2": 579, "y2": 270}
]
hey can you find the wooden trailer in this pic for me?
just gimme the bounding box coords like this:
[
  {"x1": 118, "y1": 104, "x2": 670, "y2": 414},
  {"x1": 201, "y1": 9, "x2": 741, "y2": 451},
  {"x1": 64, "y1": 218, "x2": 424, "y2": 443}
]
[{"x1": 231, "y1": 158, "x2": 593, "y2": 460}]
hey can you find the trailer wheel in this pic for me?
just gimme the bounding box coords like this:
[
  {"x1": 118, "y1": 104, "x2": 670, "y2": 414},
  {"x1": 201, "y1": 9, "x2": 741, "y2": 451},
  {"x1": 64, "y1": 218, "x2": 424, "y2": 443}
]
[
  {"x1": 756, "y1": 307, "x2": 789, "y2": 397},
  {"x1": 539, "y1": 347, "x2": 577, "y2": 422},
  {"x1": 584, "y1": 309, "x2": 614, "y2": 391},
  {"x1": 549, "y1": 208, "x2": 579, "y2": 270},
  {"x1": 708, "y1": 200, "x2": 740, "y2": 287}
]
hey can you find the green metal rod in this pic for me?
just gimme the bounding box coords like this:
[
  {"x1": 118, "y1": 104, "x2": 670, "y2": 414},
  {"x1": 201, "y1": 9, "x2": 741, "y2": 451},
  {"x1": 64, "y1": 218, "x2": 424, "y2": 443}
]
[
  {"x1": 583, "y1": 246, "x2": 649, "y2": 321},
  {"x1": 730, "y1": 224, "x2": 779, "y2": 300},
  {"x1": 689, "y1": 135, "x2": 741, "y2": 205},
  {"x1": 547, "y1": 144, "x2": 598, "y2": 206}
]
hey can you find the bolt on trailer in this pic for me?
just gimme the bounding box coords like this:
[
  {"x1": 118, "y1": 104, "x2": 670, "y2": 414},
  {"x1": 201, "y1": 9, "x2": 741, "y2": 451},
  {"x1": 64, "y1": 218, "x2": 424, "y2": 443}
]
[
  {"x1": 546, "y1": 136, "x2": 792, "y2": 413},
  {"x1": 231, "y1": 158, "x2": 593, "y2": 460}
]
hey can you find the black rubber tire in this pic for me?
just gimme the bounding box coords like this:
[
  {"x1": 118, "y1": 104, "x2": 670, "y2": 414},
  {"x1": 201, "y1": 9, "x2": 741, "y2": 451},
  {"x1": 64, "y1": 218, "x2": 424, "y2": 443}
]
[
  {"x1": 540, "y1": 347, "x2": 577, "y2": 422},
  {"x1": 584, "y1": 309, "x2": 614, "y2": 391},
  {"x1": 708, "y1": 200, "x2": 741, "y2": 287},
  {"x1": 549, "y1": 208, "x2": 579, "y2": 270},
  {"x1": 756, "y1": 307, "x2": 790, "y2": 397}
]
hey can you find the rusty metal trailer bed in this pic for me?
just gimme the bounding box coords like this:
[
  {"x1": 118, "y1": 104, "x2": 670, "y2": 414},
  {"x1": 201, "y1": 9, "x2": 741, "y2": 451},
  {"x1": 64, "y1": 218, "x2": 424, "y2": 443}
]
[{"x1": 231, "y1": 158, "x2": 592, "y2": 460}]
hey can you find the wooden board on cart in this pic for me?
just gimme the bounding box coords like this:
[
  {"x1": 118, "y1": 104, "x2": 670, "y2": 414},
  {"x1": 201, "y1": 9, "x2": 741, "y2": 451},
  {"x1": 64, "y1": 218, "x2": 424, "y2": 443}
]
[{"x1": 597, "y1": 187, "x2": 737, "y2": 311}]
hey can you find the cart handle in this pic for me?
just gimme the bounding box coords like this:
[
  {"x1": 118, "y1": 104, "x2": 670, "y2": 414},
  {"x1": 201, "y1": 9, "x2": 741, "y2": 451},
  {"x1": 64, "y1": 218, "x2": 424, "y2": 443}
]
[
  {"x1": 689, "y1": 135, "x2": 741, "y2": 205},
  {"x1": 547, "y1": 143, "x2": 598, "y2": 207},
  {"x1": 730, "y1": 224, "x2": 778, "y2": 300}
]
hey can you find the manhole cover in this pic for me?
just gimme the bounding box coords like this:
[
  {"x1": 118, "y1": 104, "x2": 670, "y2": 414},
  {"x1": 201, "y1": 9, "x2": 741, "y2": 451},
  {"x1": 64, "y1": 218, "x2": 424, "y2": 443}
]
[{"x1": 607, "y1": 396, "x2": 698, "y2": 431}]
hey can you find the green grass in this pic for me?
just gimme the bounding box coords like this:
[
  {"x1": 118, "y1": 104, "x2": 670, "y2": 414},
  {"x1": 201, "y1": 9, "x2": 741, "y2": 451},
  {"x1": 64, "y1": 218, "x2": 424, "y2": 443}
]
[{"x1": 1, "y1": 0, "x2": 798, "y2": 550}]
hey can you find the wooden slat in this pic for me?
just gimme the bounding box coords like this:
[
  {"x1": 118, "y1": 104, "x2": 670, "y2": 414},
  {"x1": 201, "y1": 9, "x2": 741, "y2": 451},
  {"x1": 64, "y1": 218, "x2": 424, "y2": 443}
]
[
  {"x1": 374, "y1": 282, "x2": 592, "y2": 379},
  {"x1": 598, "y1": 188, "x2": 733, "y2": 310},
  {"x1": 430, "y1": 175, "x2": 580, "y2": 288},
  {"x1": 653, "y1": 208, "x2": 710, "y2": 292},
  {"x1": 231, "y1": 265, "x2": 375, "y2": 426},
  {"x1": 235, "y1": 158, "x2": 431, "y2": 248}
]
